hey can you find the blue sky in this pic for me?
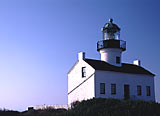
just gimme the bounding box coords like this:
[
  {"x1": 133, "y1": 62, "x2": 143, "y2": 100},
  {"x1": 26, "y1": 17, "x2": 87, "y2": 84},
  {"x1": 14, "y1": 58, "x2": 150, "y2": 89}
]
[{"x1": 0, "y1": 0, "x2": 160, "y2": 111}]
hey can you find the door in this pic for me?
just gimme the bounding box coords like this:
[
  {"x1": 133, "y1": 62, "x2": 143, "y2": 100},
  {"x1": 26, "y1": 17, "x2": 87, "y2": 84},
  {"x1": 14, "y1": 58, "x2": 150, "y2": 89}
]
[{"x1": 124, "y1": 85, "x2": 130, "y2": 100}]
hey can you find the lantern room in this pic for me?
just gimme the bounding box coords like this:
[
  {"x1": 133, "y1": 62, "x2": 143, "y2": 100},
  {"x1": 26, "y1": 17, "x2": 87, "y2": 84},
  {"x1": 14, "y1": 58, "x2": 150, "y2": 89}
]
[
  {"x1": 102, "y1": 18, "x2": 120, "y2": 40},
  {"x1": 97, "y1": 19, "x2": 126, "y2": 52}
]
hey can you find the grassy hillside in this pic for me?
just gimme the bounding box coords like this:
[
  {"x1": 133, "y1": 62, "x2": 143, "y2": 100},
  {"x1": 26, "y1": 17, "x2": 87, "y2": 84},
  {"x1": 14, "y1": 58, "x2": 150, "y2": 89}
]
[
  {"x1": 61, "y1": 98, "x2": 160, "y2": 116},
  {"x1": 1, "y1": 98, "x2": 160, "y2": 116}
]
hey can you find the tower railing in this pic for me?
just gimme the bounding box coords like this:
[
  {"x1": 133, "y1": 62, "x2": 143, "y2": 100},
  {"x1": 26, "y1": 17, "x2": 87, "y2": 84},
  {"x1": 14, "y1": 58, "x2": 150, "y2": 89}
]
[{"x1": 97, "y1": 40, "x2": 126, "y2": 51}]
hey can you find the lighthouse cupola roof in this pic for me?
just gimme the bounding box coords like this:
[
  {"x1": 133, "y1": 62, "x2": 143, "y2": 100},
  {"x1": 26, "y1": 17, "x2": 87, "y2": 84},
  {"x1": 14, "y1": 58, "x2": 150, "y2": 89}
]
[{"x1": 102, "y1": 18, "x2": 120, "y2": 33}]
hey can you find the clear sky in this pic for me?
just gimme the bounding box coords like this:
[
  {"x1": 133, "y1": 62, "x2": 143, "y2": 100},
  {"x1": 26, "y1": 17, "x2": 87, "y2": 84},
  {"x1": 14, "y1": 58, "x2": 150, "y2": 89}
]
[{"x1": 0, "y1": 0, "x2": 160, "y2": 111}]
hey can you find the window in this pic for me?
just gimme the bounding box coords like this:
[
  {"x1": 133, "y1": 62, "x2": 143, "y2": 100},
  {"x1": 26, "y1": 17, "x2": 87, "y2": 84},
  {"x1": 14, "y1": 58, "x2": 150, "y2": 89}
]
[
  {"x1": 111, "y1": 84, "x2": 116, "y2": 95},
  {"x1": 82, "y1": 67, "x2": 86, "y2": 77},
  {"x1": 146, "y1": 86, "x2": 151, "y2": 96},
  {"x1": 100, "y1": 83, "x2": 105, "y2": 94},
  {"x1": 137, "y1": 85, "x2": 142, "y2": 96},
  {"x1": 116, "y1": 57, "x2": 120, "y2": 64}
]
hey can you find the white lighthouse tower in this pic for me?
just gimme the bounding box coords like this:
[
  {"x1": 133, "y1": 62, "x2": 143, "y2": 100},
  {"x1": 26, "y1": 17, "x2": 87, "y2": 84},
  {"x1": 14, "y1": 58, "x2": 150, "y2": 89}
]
[{"x1": 97, "y1": 19, "x2": 126, "y2": 67}]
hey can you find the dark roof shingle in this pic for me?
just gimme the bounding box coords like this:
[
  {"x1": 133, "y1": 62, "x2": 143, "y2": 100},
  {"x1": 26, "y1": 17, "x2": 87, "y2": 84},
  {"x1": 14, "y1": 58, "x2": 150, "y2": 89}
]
[{"x1": 85, "y1": 59, "x2": 155, "y2": 76}]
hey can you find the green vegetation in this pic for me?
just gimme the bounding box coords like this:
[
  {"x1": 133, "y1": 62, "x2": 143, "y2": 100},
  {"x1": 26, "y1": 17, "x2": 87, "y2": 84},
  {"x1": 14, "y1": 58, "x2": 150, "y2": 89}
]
[
  {"x1": 61, "y1": 98, "x2": 160, "y2": 116},
  {"x1": 1, "y1": 98, "x2": 160, "y2": 116}
]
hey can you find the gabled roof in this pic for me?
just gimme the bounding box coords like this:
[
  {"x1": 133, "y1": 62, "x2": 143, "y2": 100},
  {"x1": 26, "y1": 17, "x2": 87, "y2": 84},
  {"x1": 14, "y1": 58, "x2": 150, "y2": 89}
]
[
  {"x1": 85, "y1": 59, "x2": 155, "y2": 76},
  {"x1": 68, "y1": 61, "x2": 79, "y2": 74}
]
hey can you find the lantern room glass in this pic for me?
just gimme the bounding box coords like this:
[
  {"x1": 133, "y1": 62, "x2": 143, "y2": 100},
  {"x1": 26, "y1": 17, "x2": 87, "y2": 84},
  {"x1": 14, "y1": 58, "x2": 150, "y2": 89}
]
[{"x1": 104, "y1": 31, "x2": 120, "y2": 40}]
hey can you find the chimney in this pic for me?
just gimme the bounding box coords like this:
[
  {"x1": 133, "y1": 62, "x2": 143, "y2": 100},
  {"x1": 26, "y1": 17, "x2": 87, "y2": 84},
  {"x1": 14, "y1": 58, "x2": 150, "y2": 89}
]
[
  {"x1": 133, "y1": 60, "x2": 141, "y2": 66},
  {"x1": 78, "y1": 52, "x2": 85, "y2": 61}
]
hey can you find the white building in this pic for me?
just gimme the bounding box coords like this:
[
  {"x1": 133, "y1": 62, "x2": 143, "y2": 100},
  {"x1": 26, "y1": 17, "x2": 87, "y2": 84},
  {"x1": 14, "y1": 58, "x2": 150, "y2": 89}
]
[{"x1": 68, "y1": 19, "x2": 155, "y2": 106}]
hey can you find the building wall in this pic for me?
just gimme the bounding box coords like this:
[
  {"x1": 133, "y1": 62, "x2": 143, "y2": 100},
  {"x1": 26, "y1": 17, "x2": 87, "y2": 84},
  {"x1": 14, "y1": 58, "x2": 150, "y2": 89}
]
[
  {"x1": 68, "y1": 60, "x2": 95, "y2": 105},
  {"x1": 95, "y1": 70, "x2": 155, "y2": 101}
]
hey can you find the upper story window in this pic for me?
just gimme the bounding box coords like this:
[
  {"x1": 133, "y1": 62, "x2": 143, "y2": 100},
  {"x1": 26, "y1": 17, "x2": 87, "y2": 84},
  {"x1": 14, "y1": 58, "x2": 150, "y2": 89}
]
[
  {"x1": 82, "y1": 67, "x2": 86, "y2": 78},
  {"x1": 111, "y1": 84, "x2": 116, "y2": 95},
  {"x1": 137, "y1": 85, "x2": 142, "y2": 96},
  {"x1": 146, "y1": 86, "x2": 151, "y2": 96},
  {"x1": 100, "y1": 83, "x2": 105, "y2": 94},
  {"x1": 116, "y1": 57, "x2": 120, "y2": 64}
]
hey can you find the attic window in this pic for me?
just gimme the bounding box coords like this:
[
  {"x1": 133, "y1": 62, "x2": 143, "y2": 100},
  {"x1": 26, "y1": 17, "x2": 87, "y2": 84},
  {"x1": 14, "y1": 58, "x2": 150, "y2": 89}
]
[
  {"x1": 116, "y1": 56, "x2": 120, "y2": 64},
  {"x1": 82, "y1": 67, "x2": 86, "y2": 77}
]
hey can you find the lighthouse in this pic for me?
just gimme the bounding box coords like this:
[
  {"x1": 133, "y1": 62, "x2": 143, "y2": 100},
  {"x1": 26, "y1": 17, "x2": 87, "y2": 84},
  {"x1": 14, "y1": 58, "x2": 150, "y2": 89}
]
[
  {"x1": 68, "y1": 19, "x2": 155, "y2": 106},
  {"x1": 97, "y1": 19, "x2": 126, "y2": 67}
]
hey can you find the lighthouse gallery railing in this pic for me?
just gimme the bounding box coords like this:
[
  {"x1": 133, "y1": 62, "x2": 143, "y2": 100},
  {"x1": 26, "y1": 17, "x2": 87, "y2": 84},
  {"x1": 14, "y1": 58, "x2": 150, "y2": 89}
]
[{"x1": 97, "y1": 40, "x2": 126, "y2": 51}]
